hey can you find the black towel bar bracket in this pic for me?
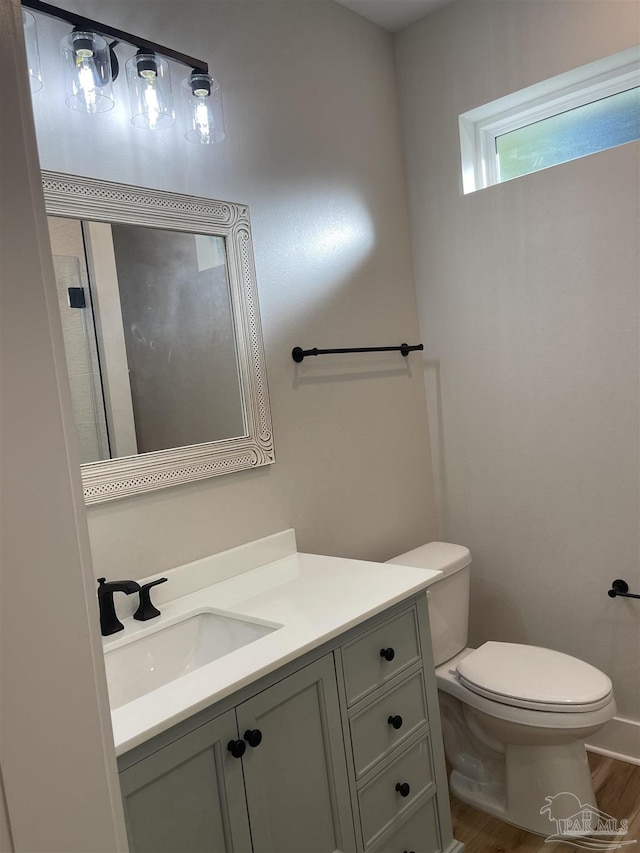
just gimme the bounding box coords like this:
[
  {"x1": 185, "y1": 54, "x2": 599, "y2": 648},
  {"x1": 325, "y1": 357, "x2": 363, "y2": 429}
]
[
  {"x1": 292, "y1": 343, "x2": 423, "y2": 363},
  {"x1": 608, "y1": 579, "x2": 640, "y2": 599}
]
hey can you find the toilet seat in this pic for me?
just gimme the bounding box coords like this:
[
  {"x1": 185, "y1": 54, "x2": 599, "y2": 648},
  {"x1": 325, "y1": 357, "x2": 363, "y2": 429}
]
[
  {"x1": 456, "y1": 641, "x2": 613, "y2": 713},
  {"x1": 437, "y1": 652, "x2": 617, "y2": 731}
]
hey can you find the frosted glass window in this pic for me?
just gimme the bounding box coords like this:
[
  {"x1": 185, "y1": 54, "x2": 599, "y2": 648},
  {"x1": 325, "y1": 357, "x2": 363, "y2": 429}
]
[
  {"x1": 459, "y1": 46, "x2": 640, "y2": 193},
  {"x1": 496, "y1": 87, "x2": 640, "y2": 181}
]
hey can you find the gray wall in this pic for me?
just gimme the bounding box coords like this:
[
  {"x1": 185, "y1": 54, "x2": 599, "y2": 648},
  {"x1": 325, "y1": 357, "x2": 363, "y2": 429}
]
[
  {"x1": 32, "y1": 0, "x2": 439, "y2": 577},
  {"x1": 396, "y1": 0, "x2": 640, "y2": 722},
  {"x1": 1, "y1": 0, "x2": 127, "y2": 845}
]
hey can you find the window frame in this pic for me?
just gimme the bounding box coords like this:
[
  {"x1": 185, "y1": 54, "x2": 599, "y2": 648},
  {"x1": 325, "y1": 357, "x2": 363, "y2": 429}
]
[{"x1": 459, "y1": 45, "x2": 640, "y2": 194}]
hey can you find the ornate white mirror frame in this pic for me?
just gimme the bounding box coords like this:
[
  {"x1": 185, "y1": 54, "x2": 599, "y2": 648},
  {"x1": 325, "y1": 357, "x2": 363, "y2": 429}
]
[{"x1": 43, "y1": 171, "x2": 274, "y2": 505}]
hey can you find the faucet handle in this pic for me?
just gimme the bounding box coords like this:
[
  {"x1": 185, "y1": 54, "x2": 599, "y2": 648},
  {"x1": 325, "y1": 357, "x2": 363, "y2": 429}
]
[{"x1": 133, "y1": 577, "x2": 168, "y2": 622}]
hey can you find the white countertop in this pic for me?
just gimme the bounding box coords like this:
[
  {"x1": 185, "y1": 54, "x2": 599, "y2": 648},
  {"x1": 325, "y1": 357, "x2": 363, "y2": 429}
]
[{"x1": 104, "y1": 531, "x2": 442, "y2": 756}]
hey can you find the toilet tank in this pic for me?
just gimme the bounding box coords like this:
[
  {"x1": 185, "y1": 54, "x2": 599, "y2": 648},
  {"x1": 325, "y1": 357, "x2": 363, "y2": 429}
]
[{"x1": 386, "y1": 542, "x2": 471, "y2": 666}]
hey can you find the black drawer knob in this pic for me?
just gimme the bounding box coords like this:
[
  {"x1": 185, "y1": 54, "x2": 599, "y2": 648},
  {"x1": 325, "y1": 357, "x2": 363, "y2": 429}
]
[
  {"x1": 380, "y1": 647, "x2": 395, "y2": 662},
  {"x1": 227, "y1": 739, "x2": 246, "y2": 758},
  {"x1": 403, "y1": 850, "x2": 416, "y2": 853},
  {"x1": 388, "y1": 714, "x2": 403, "y2": 730},
  {"x1": 244, "y1": 729, "x2": 263, "y2": 748},
  {"x1": 395, "y1": 782, "x2": 411, "y2": 798}
]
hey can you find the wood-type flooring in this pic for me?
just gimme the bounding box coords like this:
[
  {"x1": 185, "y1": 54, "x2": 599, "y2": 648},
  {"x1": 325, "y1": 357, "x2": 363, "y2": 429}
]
[{"x1": 449, "y1": 753, "x2": 640, "y2": 852}]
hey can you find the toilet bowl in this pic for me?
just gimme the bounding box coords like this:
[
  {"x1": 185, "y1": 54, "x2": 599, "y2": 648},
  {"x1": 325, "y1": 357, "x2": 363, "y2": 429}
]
[{"x1": 387, "y1": 542, "x2": 616, "y2": 836}]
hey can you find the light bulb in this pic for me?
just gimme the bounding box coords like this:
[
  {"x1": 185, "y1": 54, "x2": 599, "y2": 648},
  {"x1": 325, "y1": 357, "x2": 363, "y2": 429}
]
[
  {"x1": 182, "y1": 73, "x2": 225, "y2": 144},
  {"x1": 76, "y1": 52, "x2": 98, "y2": 110},
  {"x1": 126, "y1": 52, "x2": 174, "y2": 130},
  {"x1": 194, "y1": 94, "x2": 212, "y2": 141},
  {"x1": 140, "y1": 73, "x2": 165, "y2": 130},
  {"x1": 61, "y1": 31, "x2": 114, "y2": 113}
]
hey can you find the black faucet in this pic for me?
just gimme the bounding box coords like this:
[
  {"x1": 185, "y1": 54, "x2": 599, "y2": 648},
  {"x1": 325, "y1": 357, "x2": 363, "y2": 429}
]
[
  {"x1": 134, "y1": 577, "x2": 168, "y2": 621},
  {"x1": 97, "y1": 577, "x2": 141, "y2": 636}
]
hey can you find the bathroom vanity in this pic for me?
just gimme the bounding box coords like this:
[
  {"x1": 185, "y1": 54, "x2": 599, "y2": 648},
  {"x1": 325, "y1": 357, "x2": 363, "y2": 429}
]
[{"x1": 106, "y1": 531, "x2": 463, "y2": 853}]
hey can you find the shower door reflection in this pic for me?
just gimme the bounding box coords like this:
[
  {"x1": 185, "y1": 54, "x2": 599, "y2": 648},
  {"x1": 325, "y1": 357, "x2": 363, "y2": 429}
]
[{"x1": 48, "y1": 216, "x2": 246, "y2": 465}]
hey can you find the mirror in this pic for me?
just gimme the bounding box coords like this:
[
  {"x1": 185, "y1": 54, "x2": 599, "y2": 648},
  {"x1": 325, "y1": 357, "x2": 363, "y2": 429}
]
[{"x1": 43, "y1": 171, "x2": 274, "y2": 504}]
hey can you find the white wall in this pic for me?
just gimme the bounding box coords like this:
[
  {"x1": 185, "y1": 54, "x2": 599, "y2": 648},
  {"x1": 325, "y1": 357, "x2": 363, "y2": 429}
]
[
  {"x1": 0, "y1": 0, "x2": 127, "y2": 847},
  {"x1": 396, "y1": 1, "x2": 640, "y2": 724},
  {"x1": 32, "y1": 0, "x2": 439, "y2": 578}
]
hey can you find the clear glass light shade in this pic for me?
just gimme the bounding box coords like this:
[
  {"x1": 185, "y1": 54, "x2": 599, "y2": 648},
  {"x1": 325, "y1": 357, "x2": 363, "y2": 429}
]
[
  {"x1": 23, "y1": 11, "x2": 42, "y2": 93},
  {"x1": 61, "y1": 31, "x2": 114, "y2": 113},
  {"x1": 126, "y1": 53, "x2": 174, "y2": 130},
  {"x1": 182, "y1": 73, "x2": 225, "y2": 144}
]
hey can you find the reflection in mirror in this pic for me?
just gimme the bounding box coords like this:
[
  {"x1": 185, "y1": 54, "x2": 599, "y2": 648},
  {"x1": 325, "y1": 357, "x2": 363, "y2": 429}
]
[
  {"x1": 49, "y1": 217, "x2": 110, "y2": 462},
  {"x1": 48, "y1": 217, "x2": 245, "y2": 463},
  {"x1": 43, "y1": 172, "x2": 274, "y2": 504}
]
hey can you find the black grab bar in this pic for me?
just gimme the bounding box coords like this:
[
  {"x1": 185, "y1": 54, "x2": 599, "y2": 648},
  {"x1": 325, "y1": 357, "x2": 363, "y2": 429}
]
[
  {"x1": 292, "y1": 343, "x2": 423, "y2": 363},
  {"x1": 608, "y1": 579, "x2": 640, "y2": 599}
]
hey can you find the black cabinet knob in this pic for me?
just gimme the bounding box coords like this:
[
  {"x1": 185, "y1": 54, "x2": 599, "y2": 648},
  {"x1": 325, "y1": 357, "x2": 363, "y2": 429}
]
[
  {"x1": 244, "y1": 729, "x2": 263, "y2": 748},
  {"x1": 380, "y1": 647, "x2": 395, "y2": 661},
  {"x1": 227, "y1": 739, "x2": 246, "y2": 758},
  {"x1": 388, "y1": 714, "x2": 403, "y2": 730},
  {"x1": 403, "y1": 850, "x2": 416, "y2": 853},
  {"x1": 395, "y1": 782, "x2": 411, "y2": 798}
]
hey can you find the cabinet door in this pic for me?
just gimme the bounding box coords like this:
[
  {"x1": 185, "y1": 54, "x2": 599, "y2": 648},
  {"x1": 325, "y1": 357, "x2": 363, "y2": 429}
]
[
  {"x1": 237, "y1": 654, "x2": 355, "y2": 853},
  {"x1": 120, "y1": 709, "x2": 252, "y2": 853}
]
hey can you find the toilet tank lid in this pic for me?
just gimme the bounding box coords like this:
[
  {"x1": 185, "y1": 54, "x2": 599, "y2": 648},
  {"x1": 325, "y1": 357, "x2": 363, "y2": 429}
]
[{"x1": 386, "y1": 542, "x2": 471, "y2": 577}]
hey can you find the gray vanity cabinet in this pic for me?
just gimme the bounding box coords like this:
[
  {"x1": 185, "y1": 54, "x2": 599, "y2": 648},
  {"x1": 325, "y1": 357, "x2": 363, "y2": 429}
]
[
  {"x1": 119, "y1": 709, "x2": 252, "y2": 853},
  {"x1": 120, "y1": 654, "x2": 354, "y2": 853},
  {"x1": 118, "y1": 596, "x2": 462, "y2": 853}
]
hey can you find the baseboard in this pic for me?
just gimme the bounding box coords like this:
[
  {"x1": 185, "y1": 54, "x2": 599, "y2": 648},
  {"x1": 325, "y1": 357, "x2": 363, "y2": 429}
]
[
  {"x1": 585, "y1": 716, "x2": 640, "y2": 766},
  {"x1": 445, "y1": 841, "x2": 465, "y2": 853}
]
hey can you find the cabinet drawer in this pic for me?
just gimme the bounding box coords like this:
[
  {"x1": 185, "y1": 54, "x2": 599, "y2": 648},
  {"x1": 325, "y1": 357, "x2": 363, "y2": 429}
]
[
  {"x1": 358, "y1": 735, "x2": 434, "y2": 849},
  {"x1": 350, "y1": 670, "x2": 428, "y2": 779},
  {"x1": 367, "y1": 795, "x2": 441, "y2": 853},
  {"x1": 341, "y1": 608, "x2": 421, "y2": 706}
]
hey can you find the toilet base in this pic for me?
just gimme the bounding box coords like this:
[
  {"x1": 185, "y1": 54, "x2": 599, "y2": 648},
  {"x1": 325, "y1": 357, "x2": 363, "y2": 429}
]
[
  {"x1": 436, "y1": 649, "x2": 616, "y2": 838},
  {"x1": 449, "y1": 740, "x2": 598, "y2": 837}
]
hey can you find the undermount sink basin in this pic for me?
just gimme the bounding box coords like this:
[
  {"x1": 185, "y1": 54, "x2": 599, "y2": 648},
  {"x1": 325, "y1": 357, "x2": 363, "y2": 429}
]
[{"x1": 104, "y1": 611, "x2": 279, "y2": 709}]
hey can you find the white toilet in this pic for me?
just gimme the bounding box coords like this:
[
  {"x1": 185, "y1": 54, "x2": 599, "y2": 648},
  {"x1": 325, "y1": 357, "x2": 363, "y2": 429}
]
[{"x1": 387, "y1": 542, "x2": 616, "y2": 836}]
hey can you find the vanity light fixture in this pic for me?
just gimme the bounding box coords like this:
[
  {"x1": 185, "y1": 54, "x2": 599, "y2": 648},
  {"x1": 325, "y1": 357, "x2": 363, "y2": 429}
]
[
  {"x1": 21, "y1": 0, "x2": 224, "y2": 141},
  {"x1": 182, "y1": 72, "x2": 225, "y2": 144},
  {"x1": 60, "y1": 29, "x2": 115, "y2": 113}
]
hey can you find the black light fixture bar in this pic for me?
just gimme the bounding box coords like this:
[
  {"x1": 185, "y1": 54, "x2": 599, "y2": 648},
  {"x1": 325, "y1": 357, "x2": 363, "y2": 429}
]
[{"x1": 21, "y1": 0, "x2": 208, "y2": 73}]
